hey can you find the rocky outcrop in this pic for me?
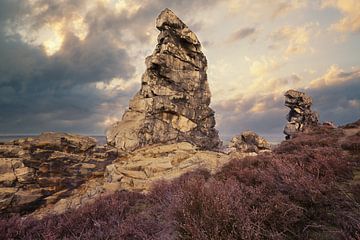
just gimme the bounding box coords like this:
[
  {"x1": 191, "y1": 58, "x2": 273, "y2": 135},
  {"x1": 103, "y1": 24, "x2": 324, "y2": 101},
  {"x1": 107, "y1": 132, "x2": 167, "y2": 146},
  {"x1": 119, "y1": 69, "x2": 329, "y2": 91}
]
[
  {"x1": 106, "y1": 8, "x2": 221, "y2": 152},
  {"x1": 104, "y1": 142, "x2": 227, "y2": 192},
  {"x1": 24, "y1": 141, "x2": 263, "y2": 218},
  {"x1": 283, "y1": 90, "x2": 319, "y2": 139},
  {"x1": 228, "y1": 131, "x2": 271, "y2": 153},
  {"x1": 103, "y1": 141, "x2": 262, "y2": 193},
  {"x1": 0, "y1": 132, "x2": 117, "y2": 214}
]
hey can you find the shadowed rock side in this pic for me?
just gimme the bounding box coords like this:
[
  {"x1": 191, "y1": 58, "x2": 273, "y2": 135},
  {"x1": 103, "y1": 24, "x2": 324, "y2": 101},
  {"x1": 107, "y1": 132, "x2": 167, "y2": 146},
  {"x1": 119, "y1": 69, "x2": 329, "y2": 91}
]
[
  {"x1": 283, "y1": 89, "x2": 319, "y2": 139},
  {"x1": 0, "y1": 133, "x2": 117, "y2": 214},
  {"x1": 106, "y1": 8, "x2": 221, "y2": 152}
]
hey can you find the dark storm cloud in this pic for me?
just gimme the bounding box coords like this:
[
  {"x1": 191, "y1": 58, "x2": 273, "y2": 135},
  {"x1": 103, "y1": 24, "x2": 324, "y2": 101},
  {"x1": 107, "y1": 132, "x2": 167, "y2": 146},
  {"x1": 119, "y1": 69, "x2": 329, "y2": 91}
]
[
  {"x1": 0, "y1": 0, "x2": 135, "y2": 134},
  {"x1": 227, "y1": 27, "x2": 257, "y2": 43},
  {"x1": 308, "y1": 78, "x2": 360, "y2": 126},
  {"x1": 0, "y1": 0, "x2": 222, "y2": 134}
]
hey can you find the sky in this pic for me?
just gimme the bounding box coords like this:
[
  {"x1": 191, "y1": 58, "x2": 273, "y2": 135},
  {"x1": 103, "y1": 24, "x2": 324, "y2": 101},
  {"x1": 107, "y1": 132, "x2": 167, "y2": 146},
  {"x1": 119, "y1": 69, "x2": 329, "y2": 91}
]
[{"x1": 0, "y1": 0, "x2": 359, "y2": 142}]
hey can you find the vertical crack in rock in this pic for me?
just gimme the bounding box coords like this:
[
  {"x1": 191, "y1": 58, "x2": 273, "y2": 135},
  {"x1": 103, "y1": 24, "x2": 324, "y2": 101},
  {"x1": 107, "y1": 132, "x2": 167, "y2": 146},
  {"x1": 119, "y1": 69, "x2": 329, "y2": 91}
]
[
  {"x1": 106, "y1": 8, "x2": 222, "y2": 151},
  {"x1": 283, "y1": 89, "x2": 319, "y2": 139}
]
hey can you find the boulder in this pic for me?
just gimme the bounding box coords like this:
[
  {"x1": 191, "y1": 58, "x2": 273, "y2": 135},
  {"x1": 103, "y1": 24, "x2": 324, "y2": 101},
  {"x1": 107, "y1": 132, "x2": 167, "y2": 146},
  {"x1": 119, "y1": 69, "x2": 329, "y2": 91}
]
[
  {"x1": 283, "y1": 90, "x2": 319, "y2": 139},
  {"x1": 106, "y1": 8, "x2": 221, "y2": 152},
  {"x1": 228, "y1": 131, "x2": 271, "y2": 153}
]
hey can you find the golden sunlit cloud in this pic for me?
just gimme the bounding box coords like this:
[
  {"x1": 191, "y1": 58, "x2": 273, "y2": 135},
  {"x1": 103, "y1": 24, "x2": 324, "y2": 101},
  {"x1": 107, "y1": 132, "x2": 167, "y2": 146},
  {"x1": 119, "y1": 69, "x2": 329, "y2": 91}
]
[
  {"x1": 309, "y1": 65, "x2": 360, "y2": 88},
  {"x1": 322, "y1": 0, "x2": 360, "y2": 32},
  {"x1": 42, "y1": 22, "x2": 65, "y2": 56},
  {"x1": 249, "y1": 102, "x2": 267, "y2": 113},
  {"x1": 249, "y1": 56, "x2": 282, "y2": 77},
  {"x1": 270, "y1": 23, "x2": 318, "y2": 56},
  {"x1": 41, "y1": 15, "x2": 88, "y2": 56},
  {"x1": 20, "y1": 0, "x2": 91, "y2": 56},
  {"x1": 114, "y1": 0, "x2": 141, "y2": 15},
  {"x1": 70, "y1": 17, "x2": 88, "y2": 41}
]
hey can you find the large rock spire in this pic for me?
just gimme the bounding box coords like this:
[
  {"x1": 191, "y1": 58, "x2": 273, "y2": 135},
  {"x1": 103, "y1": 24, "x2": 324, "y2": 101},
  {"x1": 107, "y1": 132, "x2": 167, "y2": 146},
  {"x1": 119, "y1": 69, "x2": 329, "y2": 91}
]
[{"x1": 106, "y1": 9, "x2": 221, "y2": 151}]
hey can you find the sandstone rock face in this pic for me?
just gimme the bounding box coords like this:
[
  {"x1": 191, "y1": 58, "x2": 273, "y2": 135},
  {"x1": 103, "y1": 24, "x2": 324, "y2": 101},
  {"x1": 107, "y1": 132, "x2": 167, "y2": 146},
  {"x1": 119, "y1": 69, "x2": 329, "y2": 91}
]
[
  {"x1": 103, "y1": 142, "x2": 258, "y2": 193},
  {"x1": 0, "y1": 132, "x2": 117, "y2": 214},
  {"x1": 106, "y1": 8, "x2": 221, "y2": 152},
  {"x1": 228, "y1": 131, "x2": 271, "y2": 153},
  {"x1": 283, "y1": 90, "x2": 319, "y2": 139}
]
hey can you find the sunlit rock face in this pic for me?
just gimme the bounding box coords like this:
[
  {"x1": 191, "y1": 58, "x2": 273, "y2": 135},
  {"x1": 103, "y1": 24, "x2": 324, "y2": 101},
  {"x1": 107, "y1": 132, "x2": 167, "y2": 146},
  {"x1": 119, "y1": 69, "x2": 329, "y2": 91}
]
[
  {"x1": 106, "y1": 8, "x2": 221, "y2": 151},
  {"x1": 283, "y1": 90, "x2": 319, "y2": 139}
]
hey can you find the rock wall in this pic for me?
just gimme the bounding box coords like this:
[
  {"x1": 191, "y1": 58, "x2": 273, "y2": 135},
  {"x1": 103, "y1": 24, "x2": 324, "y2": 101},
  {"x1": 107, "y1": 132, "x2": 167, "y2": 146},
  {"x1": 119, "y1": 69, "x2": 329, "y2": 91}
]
[
  {"x1": 283, "y1": 90, "x2": 319, "y2": 139},
  {"x1": 106, "y1": 8, "x2": 221, "y2": 152},
  {"x1": 0, "y1": 133, "x2": 117, "y2": 214}
]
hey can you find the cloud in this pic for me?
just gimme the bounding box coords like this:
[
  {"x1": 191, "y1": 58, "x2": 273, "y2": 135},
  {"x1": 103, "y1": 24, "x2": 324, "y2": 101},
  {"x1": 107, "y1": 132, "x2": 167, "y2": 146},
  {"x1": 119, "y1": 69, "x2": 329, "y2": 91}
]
[
  {"x1": 213, "y1": 93, "x2": 286, "y2": 142},
  {"x1": 269, "y1": 23, "x2": 318, "y2": 55},
  {"x1": 272, "y1": 0, "x2": 308, "y2": 18},
  {"x1": 227, "y1": 27, "x2": 257, "y2": 43},
  {"x1": 307, "y1": 79, "x2": 360, "y2": 124},
  {"x1": 0, "y1": 0, "x2": 136, "y2": 134},
  {"x1": 306, "y1": 65, "x2": 360, "y2": 125},
  {"x1": 248, "y1": 56, "x2": 282, "y2": 77},
  {"x1": 0, "y1": 0, "x2": 223, "y2": 134},
  {"x1": 309, "y1": 65, "x2": 360, "y2": 88},
  {"x1": 226, "y1": 0, "x2": 307, "y2": 19},
  {"x1": 322, "y1": 0, "x2": 360, "y2": 32}
]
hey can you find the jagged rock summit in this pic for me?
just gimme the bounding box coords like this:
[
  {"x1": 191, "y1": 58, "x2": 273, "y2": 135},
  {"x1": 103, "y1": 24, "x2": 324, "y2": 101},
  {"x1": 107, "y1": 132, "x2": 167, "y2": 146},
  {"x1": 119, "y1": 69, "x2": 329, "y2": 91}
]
[
  {"x1": 283, "y1": 89, "x2": 319, "y2": 139},
  {"x1": 107, "y1": 9, "x2": 221, "y2": 151}
]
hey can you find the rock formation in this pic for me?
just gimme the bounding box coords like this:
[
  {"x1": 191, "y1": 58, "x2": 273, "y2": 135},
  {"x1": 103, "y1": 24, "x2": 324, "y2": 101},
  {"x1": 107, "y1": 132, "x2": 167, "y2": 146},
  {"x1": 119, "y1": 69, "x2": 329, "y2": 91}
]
[
  {"x1": 106, "y1": 8, "x2": 221, "y2": 152},
  {"x1": 0, "y1": 132, "x2": 117, "y2": 214},
  {"x1": 0, "y1": 9, "x2": 277, "y2": 218},
  {"x1": 228, "y1": 131, "x2": 271, "y2": 153},
  {"x1": 283, "y1": 90, "x2": 319, "y2": 139},
  {"x1": 104, "y1": 142, "x2": 229, "y2": 192}
]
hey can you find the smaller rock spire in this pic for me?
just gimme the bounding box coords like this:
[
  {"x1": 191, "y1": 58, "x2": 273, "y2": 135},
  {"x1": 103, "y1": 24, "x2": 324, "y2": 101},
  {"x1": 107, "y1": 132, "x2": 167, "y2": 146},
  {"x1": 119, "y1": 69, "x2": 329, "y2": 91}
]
[{"x1": 283, "y1": 89, "x2": 319, "y2": 139}]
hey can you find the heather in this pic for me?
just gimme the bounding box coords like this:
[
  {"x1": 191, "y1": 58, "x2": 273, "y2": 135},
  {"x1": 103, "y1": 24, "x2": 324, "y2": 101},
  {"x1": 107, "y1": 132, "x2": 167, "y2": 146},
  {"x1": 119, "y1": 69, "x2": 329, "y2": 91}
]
[{"x1": 1, "y1": 125, "x2": 360, "y2": 239}]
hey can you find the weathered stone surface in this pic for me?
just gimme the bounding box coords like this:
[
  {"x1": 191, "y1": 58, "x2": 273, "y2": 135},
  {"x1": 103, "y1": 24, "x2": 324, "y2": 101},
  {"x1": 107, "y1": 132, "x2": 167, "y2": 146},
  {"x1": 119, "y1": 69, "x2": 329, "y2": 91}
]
[
  {"x1": 103, "y1": 142, "x2": 258, "y2": 193},
  {"x1": 228, "y1": 131, "x2": 271, "y2": 153},
  {"x1": 104, "y1": 142, "x2": 219, "y2": 191},
  {"x1": 0, "y1": 132, "x2": 118, "y2": 214},
  {"x1": 283, "y1": 90, "x2": 319, "y2": 139},
  {"x1": 25, "y1": 141, "x2": 263, "y2": 217},
  {"x1": 106, "y1": 8, "x2": 221, "y2": 152}
]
